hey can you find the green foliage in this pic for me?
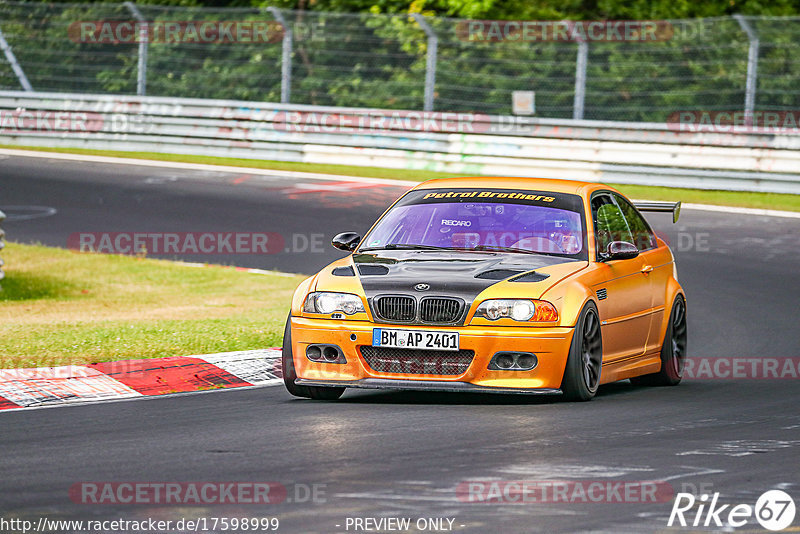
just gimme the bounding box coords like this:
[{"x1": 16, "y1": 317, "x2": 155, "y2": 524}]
[
  {"x1": 1, "y1": 2, "x2": 798, "y2": 120},
  {"x1": 261, "y1": 0, "x2": 800, "y2": 19}
]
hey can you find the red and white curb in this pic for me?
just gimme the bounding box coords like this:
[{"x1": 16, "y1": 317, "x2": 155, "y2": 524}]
[{"x1": 0, "y1": 349, "x2": 282, "y2": 412}]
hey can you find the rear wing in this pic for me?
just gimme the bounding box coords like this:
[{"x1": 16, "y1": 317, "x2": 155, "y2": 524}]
[{"x1": 633, "y1": 201, "x2": 681, "y2": 223}]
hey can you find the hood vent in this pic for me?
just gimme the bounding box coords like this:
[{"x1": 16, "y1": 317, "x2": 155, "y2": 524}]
[
  {"x1": 510, "y1": 271, "x2": 550, "y2": 283},
  {"x1": 475, "y1": 269, "x2": 525, "y2": 280},
  {"x1": 357, "y1": 264, "x2": 390, "y2": 276},
  {"x1": 332, "y1": 266, "x2": 355, "y2": 276}
]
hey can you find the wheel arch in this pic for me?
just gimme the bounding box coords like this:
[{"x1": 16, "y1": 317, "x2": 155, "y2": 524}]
[
  {"x1": 541, "y1": 278, "x2": 596, "y2": 328},
  {"x1": 655, "y1": 276, "x2": 686, "y2": 348}
]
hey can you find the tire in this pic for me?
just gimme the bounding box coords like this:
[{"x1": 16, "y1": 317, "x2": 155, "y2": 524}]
[
  {"x1": 281, "y1": 315, "x2": 346, "y2": 400},
  {"x1": 630, "y1": 295, "x2": 687, "y2": 387},
  {"x1": 560, "y1": 302, "x2": 603, "y2": 402}
]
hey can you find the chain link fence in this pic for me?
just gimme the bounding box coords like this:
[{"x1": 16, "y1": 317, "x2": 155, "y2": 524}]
[{"x1": 0, "y1": 2, "x2": 798, "y2": 122}]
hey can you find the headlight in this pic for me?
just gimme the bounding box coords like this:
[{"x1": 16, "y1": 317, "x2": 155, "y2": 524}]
[
  {"x1": 303, "y1": 292, "x2": 365, "y2": 315},
  {"x1": 473, "y1": 299, "x2": 559, "y2": 322}
]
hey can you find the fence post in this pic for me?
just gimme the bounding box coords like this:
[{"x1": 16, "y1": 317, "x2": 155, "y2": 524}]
[
  {"x1": 268, "y1": 7, "x2": 293, "y2": 104},
  {"x1": 0, "y1": 26, "x2": 33, "y2": 91},
  {"x1": 124, "y1": 2, "x2": 148, "y2": 96},
  {"x1": 573, "y1": 41, "x2": 588, "y2": 120},
  {"x1": 412, "y1": 14, "x2": 438, "y2": 112},
  {"x1": 734, "y1": 14, "x2": 759, "y2": 124},
  {"x1": 570, "y1": 22, "x2": 588, "y2": 121},
  {"x1": 0, "y1": 209, "x2": 6, "y2": 284}
]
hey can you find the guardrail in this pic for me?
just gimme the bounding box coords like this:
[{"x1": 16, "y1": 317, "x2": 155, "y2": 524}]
[
  {"x1": 0, "y1": 209, "x2": 5, "y2": 284},
  {"x1": 1, "y1": 91, "x2": 799, "y2": 194}
]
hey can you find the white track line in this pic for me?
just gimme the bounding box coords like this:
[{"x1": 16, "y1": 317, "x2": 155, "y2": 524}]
[
  {"x1": 0, "y1": 148, "x2": 418, "y2": 187},
  {"x1": 1, "y1": 148, "x2": 798, "y2": 219},
  {"x1": 681, "y1": 202, "x2": 800, "y2": 219}
]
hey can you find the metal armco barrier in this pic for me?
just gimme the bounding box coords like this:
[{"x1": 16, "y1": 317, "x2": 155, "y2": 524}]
[
  {"x1": 1, "y1": 91, "x2": 800, "y2": 194},
  {"x1": 0, "y1": 209, "x2": 5, "y2": 283}
]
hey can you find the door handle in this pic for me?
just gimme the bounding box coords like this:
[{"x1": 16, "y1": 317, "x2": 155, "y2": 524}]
[{"x1": 641, "y1": 264, "x2": 654, "y2": 274}]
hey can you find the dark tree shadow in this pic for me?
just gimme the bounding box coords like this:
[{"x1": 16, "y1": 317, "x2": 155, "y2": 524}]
[{"x1": 0, "y1": 271, "x2": 78, "y2": 301}]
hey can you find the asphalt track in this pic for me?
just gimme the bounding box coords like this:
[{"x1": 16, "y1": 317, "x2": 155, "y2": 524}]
[{"x1": 1, "y1": 153, "x2": 799, "y2": 533}]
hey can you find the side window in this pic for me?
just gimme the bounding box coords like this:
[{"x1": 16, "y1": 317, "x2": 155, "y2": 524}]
[
  {"x1": 592, "y1": 194, "x2": 632, "y2": 256},
  {"x1": 614, "y1": 195, "x2": 657, "y2": 251}
]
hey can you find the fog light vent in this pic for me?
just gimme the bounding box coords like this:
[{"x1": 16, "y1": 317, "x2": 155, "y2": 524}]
[
  {"x1": 488, "y1": 352, "x2": 538, "y2": 371},
  {"x1": 306, "y1": 344, "x2": 347, "y2": 364}
]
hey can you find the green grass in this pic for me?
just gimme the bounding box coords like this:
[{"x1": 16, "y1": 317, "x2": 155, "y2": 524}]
[
  {"x1": 2, "y1": 144, "x2": 797, "y2": 212},
  {"x1": 0, "y1": 242, "x2": 303, "y2": 368}
]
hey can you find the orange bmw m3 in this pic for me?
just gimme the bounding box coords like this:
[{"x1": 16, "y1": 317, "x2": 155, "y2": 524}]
[{"x1": 282, "y1": 177, "x2": 686, "y2": 401}]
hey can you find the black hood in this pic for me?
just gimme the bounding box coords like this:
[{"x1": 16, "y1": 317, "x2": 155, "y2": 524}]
[{"x1": 351, "y1": 250, "x2": 576, "y2": 321}]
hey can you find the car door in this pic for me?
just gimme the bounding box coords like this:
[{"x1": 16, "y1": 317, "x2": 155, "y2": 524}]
[
  {"x1": 613, "y1": 194, "x2": 672, "y2": 354},
  {"x1": 590, "y1": 193, "x2": 652, "y2": 361}
]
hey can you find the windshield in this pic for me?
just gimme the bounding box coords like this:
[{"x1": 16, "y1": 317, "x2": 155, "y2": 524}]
[{"x1": 362, "y1": 188, "x2": 587, "y2": 260}]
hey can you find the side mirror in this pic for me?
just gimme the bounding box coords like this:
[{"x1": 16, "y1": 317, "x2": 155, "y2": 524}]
[
  {"x1": 604, "y1": 241, "x2": 639, "y2": 261},
  {"x1": 331, "y1": 232, "x2": 361, "y2": 252}
]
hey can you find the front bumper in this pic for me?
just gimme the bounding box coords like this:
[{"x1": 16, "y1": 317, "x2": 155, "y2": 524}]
[{"x1": 291, "y1": 317, "x2": 575, "y2": 391}]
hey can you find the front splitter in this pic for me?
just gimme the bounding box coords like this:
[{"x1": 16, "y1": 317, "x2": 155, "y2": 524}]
[{"x1": 296, "y1": 378, "x2": 562, "y2": 395}]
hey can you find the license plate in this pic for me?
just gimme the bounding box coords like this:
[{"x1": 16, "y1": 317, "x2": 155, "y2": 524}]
[{"x1": 372, "y1": 328, "x2": 459, "y2": 351}]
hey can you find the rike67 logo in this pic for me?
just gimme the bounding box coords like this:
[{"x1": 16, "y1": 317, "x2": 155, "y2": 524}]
[{"x1": 669, "y1": 490, "x2": 796, "y2": 531}]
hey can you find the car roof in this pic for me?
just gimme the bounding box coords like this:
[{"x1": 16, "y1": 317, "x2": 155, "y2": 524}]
[{"x1": 412, "y1": 176, "x2": 621, "y2": 197}]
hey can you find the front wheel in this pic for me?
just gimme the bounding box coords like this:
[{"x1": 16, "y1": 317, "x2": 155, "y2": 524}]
[
  {"x1": 281, "y1": 315, "x2": 346, "y2": 400},
  {"x1": 561, "y1": 302, "x2": 603, "y2": 402},
  {"x1": 630, "y1": 295, "x2": 687, "y2": 387}
]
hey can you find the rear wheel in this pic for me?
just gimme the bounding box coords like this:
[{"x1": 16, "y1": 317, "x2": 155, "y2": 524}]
[
  {"x1": 630, "y1": 295, "x2": 687, "y2": 387},
  {"x1": 561, "y1": 302, "x2": 603, "y2": 401},
  {"x1": 281, "y1": 315, "x2": 346, "y2": 400}
]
